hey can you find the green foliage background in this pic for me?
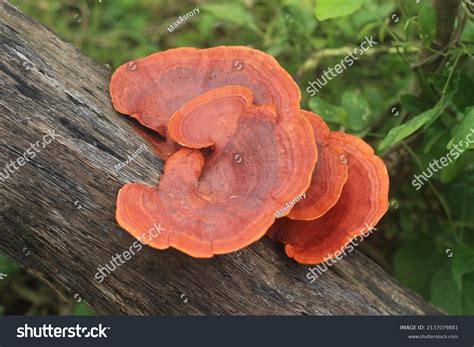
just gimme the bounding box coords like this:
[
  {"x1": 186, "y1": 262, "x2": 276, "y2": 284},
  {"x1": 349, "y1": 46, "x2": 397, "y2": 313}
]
[{"x1": 2, "y1": 0, "x2": 474, "y2": 315}]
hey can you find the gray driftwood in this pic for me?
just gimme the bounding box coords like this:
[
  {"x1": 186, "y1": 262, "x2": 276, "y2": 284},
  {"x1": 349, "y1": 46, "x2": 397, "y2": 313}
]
[{"x1": 0, "y1": 1, "x2": 440, "y2": 315}]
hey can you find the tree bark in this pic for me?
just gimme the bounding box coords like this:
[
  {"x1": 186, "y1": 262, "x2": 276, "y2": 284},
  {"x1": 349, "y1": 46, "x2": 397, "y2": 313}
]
[
  {"x1": 432, "y1": 0, "x2": 462, "y2": 51},
  {"x1": 419, "y1": 0, "x2": 461, "y2": 72},
  {"x1": 0, "y1": 1, "x2": 441, "y2": 315}
]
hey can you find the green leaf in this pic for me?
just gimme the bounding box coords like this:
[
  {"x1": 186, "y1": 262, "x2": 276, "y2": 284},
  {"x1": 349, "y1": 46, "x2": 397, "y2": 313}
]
[
  {"x1": 394, "y1": 240, "x2": 443, "y2": 299},
  {"x1": 453, "y1": 74, "x2": 474, "y2": 112},
  {"x1": 198, "y1": 13, "x2": 217, "y2": 38},
  {"x1": 378, "y1": 93, "x2": 454, "y2": 152},
  {"x1": 418, "y1": 3, "x2": 437, "y2": 46},
  {"x1": 399, "y1": 0, "x2": 420, "y2": 16},
  {"x1": 357, "y1": 22, "x2": 379, "y2": 42},
  {"x1": 449, "y1": 107, "x2": 474, "y2": 150},
  {"x1": 400, "y1": 94, "x2": 426, "y2": 115},
  {"x1": 451, "y1": 244, "x2": 474, "y2": 290},
  {"x1": 341, "y1": 90, "x2": 371, "y2": 131},
  {"x1": 283, "y1": 0, "x2": 317, "y2": 36},
  {"x1": 308, "y1": 97, "x2": 347, "y2": 126},
  {"x1": 431, "y1": 265, "x2": 462, "y2": 314},
  {"x1": 0, "y1": 254, "x2": 19, "y2": 274},
  {"x1": 445, "y1": 178, "x2": 474, "y2": 225},
  {"x1": 73, "y1": 302, "x2": 94, "y2": 316},
  {"x1": 440, "y1": 151, "x2": 473, "y2": 183},
  {"x1": 461, "y1": 18, "x2": 474, "y2": 43},
  {"x1": 422, "y1": 126, "x2": 446, "y2": 154},
  {"x1": 202, "y1": 3, "x2": 261, "y2": 34},
  {"x1": 431, "y1": 267, "x2": 474, "y2": 314},
  {"x1": 462, "y1": 273, "x2": 474, "y2": 314},
  {"x1": 315, "y1": 0, "x2": 363, "y2": 21}
]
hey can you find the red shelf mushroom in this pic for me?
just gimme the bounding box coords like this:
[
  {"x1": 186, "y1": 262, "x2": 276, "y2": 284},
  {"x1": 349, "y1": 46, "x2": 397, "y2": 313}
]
[
  {"x1": 110, "y1": 46, "x2": 301, "y2": 160},
  {"x1": 116, "y1": 86, "x2": 317, "y2": 257},
  {"x1": 268, "y1": 132, "x2": 389, "y2": 264},
  {"x1": 286, "y1": 110, "x2": 348, "y2": 221},
  {"x1": 110, "y1": 46, "x2": 390, "y2": 264}
]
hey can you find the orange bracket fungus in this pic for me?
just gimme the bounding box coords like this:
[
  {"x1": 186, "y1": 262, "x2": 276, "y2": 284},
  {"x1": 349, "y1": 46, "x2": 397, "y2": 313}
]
[
  {"x1": 116, "y1": 86, "x2": 316, "y2": 257},
  {"x1": 110, "y1": 46, "x2": 301, "y2": 160},
  {"x1": 111, "y1": 46, "x2": 389, "y2": 264},
  {"x1": 286, "y1": 111, "x2": 348, "y2": 221},
  {"x1": 269, "y1": 131, "x2": 389, "y2": 264}
]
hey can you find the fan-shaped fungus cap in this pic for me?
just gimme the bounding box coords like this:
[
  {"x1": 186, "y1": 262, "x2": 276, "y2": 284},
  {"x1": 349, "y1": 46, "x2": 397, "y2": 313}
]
[
  {"x1": 109, "y1": 46, "x2": 301, "y2": 140},
  {"x1": 116, "y1": 86, "x2": 317, "y2": 257},
  {"x1": 268, "y1": 132, "x2": 389, "y2": 264},
  {"x1": 286, "y1": 111, "x2": 348, "y2": 220}
]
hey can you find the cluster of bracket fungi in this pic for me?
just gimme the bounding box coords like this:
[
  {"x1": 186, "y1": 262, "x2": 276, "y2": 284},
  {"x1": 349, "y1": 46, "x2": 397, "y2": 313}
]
[{"x1": 110, "y1": 46, "x2": 389, "y2": 265}]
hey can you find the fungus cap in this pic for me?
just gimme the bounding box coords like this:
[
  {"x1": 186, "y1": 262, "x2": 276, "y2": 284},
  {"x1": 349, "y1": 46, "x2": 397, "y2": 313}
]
[
  {"x1": 116, "y1": 86, "x2": 316, "y2": 257},
  {"x1": 287, "y1": 111, "x2": 348, "y2": 220},
  {"x1": 269, "y1": 132, "x2": 389, "y2": 264},
  {"x1": 110, "y1": 46, "x2": 301, "y2": 139}
]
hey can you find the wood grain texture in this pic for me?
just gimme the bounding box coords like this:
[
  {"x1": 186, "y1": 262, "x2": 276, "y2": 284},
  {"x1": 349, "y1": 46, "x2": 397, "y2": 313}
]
[{"x1": 0, "y1": 1, "x2": 440, "y2": 315}]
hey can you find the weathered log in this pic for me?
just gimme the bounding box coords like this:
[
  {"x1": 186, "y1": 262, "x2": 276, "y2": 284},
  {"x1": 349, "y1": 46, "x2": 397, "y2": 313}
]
[{"x1": 0, "y1": 1, "x2": 440, "y2": 315}]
